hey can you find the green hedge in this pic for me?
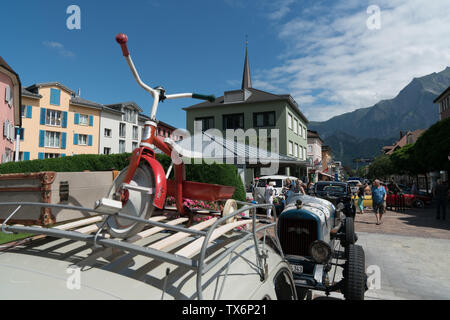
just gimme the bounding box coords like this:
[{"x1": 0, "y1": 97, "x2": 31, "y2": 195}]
[{"x1": 0, "y1": 153, "x2": 245, "y2": 201}]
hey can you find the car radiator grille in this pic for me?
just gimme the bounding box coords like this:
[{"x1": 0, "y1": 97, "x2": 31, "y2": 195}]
[{"x1": 279, "y1": 218, "x2": 318, "y2": 257}]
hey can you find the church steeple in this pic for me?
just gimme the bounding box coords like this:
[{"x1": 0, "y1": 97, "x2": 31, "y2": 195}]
[{"x1": 241, "y1": 36, "x2": 252, "y2": 90}]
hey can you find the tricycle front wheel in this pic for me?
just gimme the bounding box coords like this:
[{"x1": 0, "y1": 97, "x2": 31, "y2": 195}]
[{"x1": 106, "y1": 164, "x2": 155, "y2": 239}]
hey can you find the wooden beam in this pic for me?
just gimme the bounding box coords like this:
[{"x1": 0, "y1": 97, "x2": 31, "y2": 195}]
[
  {"x1": 125, "y1": 217, "x2": 188, "y2": 243},
  {"x1": 175, "y1": 219, "x2": 254, "y2": 258}
]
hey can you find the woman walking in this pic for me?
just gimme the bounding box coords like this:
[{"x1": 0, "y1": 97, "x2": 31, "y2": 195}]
[{"x1": 356, "y1": 181, "x2": 365, "y2": 214}]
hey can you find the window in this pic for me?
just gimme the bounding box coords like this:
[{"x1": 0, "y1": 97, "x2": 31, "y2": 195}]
[
  {"x1": 133, "y1": 126, "x2": 138, "y2": 140},
  {"x1": 104, "y1": 128, "x2": 112, "y2": 137},
  {"x1": 294, "y1": 143, "x2": 299, "y2": 157},
  {"x1": 294, "y1": 119, "x2": 298, "y2": 134},
  {"x1": 288, "y1": 113, "x2": 293, "y2": 129},
  {"x1": 274, "y1": 269, "x2": 296, "y2": 300},
  {"x1": 119, "y1": 140, "x2": 125, "y2": 153},
  {"x1": 44, "y1": 131, "x2": 61, "y2": 148},
  {"x1": 132, "y1": 142, "x2": 138, "y2": 150},
  {"x1": 308, "y1": 145, "x2": 313, "y2": 153},
  {"x1": 45, "y1": 153, "x2": 60, "y2": 159},
  {"x1": 124, "y1": 108, "x2": 137, "y2": 123},
  {"x1": 303, "y1": 127, "x2": 306, "y2": 139},
  {"x1": 119, "y1": 123, "x2": 126, "y2": 138},
  {"x1": 21, "y1": 105, "x2": 26, "y2": 117},
  {"x1": 46, "y1": 109, "x2": 62, "y2": 127},
  {"x1": 79, "y1": 114, "x2": 88, "y2": 126},
  {"x1": 303, "y1": 147, "x2": 306, "y2": 160},
  {"x1": 253, "y1": 112, "x2": 275, "y2": 127},
  {"x1": 104, "y1": 147, "x2": 111, "y2": 155},
  {"x1": 78, "y1": 134, "x2": 88, "y2": 145},
  {"x1": 195, "y1": 117, "x2": 214, "y2": 131},
  {"x1": 288, "y1": 141, "x2": 293, "y2": 155},
  {"x1": 299, "y1": 122, "x2": 303, "y2": 137},
  {"x1": 223, "y1": 113, "x2": 244, "y2": 130}
]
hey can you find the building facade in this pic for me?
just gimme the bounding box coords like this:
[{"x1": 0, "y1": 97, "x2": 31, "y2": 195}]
[
  {"x1": 19, "y1": 83, "x2": 100, "y2": 160},
  {"x1": 183, "y1": 47, "x2": 308, "y2": 180},
  {"x1": 434, "y1": 86, "x2": 450, "y2": 121},
  {"x1": 307, "y1": 130, "x2": 323, "y2": 182},
  {"x1": 0, "y1": 57, "x2": 21, "y2": 163}
]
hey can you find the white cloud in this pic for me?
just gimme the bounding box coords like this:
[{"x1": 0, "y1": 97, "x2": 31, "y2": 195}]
[
  {"x1": 43, "y1": 41, "x2": 75, "y2": 58},
  {"x1": 258, "y1": 0, "x2": 450, "y2": 121}
]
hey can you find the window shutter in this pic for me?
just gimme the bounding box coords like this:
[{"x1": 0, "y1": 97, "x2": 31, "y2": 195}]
[
  {"x1": 39, "y1": 130, "x2": 45, "y2": 147},
  {"x1": 38, "y1": 153, "x2": 44, "y2": 160},
  {"x1": 50, "y1": 88, "x2": 61, "y2": 106},
  {"x1": 40, "y1": 108, "x2": 46, "y2": 125},
  {"x1": 61, "y1": 154, "x2": 66, "y2": 158},
  {"x1": 88, "y1": 135, "x2": 93, "y2": 146},
  {"x1": 74, "y1": 113, "x2": 79, "y2": 125},
  {"x1": 61, "y1": 132, "x2": 67, "y2": 149},
  {"x1": 62, "y1": 111, "x2": 68, "y2": 128},
  {"x1": 24, "y1": 152, "x2": 30, "y2": 161},
  {"x1": 73, "y1": 133, "x2": 78, "y2": 145},
  {"x1": 89, "y1": 115, "x2": 93, "y2": 127},
  {"x1": 5, "y1": 86, "x2": 10, "y2": 103},
  {"x1": 3, "y1": 120, "x2": 7, "y2": 137},
  {"x1": 26, "y1": 105, "x2": 32, "y2": 118}
]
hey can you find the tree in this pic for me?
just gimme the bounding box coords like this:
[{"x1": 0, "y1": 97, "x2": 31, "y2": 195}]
[
  {"x1": 390, "y1": 144, "x2": 425, "y2": 176},
  {"x1": 367, "y1": 154, "x2": 394, "y2": 180},
  {"x1": 413, "y1": 117, "x2": 450, "y2": 173}
]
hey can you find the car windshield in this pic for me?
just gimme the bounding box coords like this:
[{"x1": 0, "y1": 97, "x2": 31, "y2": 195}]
[
  {"x1": 316, "y1": 184, "x2": 346, "y2": 193},
  {"x1": 256, "y1": 179, "x2": 283, "y2": 188},
  {"x1": 348, "y1": 181, "x2": 359, "y2": 186}
]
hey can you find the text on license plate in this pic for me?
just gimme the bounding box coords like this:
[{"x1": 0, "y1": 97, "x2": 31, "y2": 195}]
[{"x1": 291, "y1": 264, "x2": 303, "y2": 274}]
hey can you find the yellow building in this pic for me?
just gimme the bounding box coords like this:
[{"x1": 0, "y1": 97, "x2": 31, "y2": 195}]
[{"x1": 19, "y1": 82, "x2": 100, "y2": 160}]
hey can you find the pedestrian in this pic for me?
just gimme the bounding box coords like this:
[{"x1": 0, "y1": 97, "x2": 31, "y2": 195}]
[
  {"x1": 265, "y1": 181, "x2": 276, "y2": 219},
  {"x1": 371, "y1": 179, "x2": 387, "y2": 225},
  {"x1": 294, "y1": 180, "x2": 306, "y2": 195},
  {"x1": 411, "y1": 182, "x2": 418, "y2": 195},
  {"x1": 307, "y1": 181, "x2": 314, "y2": 195},
  {"x1": 356, "y1": 181, "x2": 365, "y2": 214},
  {"x1": 283, "y1": 178, "x2": 294, "y2": 199},
  {"x1": 433, "y1": 179, "x2": 448, "y2": 220}
]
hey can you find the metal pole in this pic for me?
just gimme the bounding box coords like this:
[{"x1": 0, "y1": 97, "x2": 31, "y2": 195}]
[{"x1": 15, "y1": 128, "x2": 20, "y2": 162}]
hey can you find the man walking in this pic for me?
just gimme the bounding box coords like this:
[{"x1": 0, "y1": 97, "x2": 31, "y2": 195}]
[
  {"x1": 433, "y1": 179, "x2": 448, "y2": 220},
  {"x1": 265, "y1": 181, "x2": 276, "y2": 220},
  {"x1": 372, "y1": 179, "x2": 387, "y2": 225}
]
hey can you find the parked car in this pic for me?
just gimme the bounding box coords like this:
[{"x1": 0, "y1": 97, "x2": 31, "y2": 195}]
[
  {"x1": 277, "y1": 193, "x2": 367, "y2": 300},
  {"x1": 313, "y1": 181, "x2": 356, "y2": 219},
  {"x1": 347, "y1": 180, "x2": 361, "y2": 194},
  {"x1": 386, "y1": 183, "x2": 432, "y2": 208},
  {"x1": 252, "y1": 175, "x2": 299, "y2": 204}
]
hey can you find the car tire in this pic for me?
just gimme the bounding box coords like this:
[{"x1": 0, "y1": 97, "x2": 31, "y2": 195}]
[
  {"x1": 343, "y1": 244, "x2": 366, "y2": 300},
  {"x1": 295, "y1": 287, "x2": 309, "y2": 300},
  {"x1": 345, "y1": 217, "x2": 356, "y2": 247},
  {"x1": 413, "y1": 199, "x2": 424, "y2": 208}
]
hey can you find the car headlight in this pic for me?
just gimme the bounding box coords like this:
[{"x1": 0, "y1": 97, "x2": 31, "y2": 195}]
[
  {"x1": 310, "y1": 240, "x2": 332, "y2": 264},
  {"x1": 336, "y1": 202, "x2": 345, "y2": 212}
]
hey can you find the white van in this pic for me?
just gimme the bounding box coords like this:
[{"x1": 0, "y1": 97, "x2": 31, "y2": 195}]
[{"x1": 253, "y1": 175, "x2": 299, "y2": 204}]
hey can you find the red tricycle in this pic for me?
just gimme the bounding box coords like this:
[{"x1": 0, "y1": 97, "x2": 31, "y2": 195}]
[{"x1": 103, "y1": 34, "x2": 235, "y2": 238}]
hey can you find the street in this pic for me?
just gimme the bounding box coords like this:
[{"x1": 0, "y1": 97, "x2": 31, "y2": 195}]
[{"x1": 313, "y1": 205, "x2": 450, "y2": 300}]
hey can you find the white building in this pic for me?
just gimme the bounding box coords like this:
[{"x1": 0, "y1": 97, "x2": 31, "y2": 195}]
[{"x1": 99, "y1": 102, "x2": 145, "y2": 155}]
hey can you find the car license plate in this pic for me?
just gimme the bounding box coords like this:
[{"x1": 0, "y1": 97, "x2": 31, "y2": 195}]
[{"x1": 291, "y1": 264, "x2": 303, "y2": 274}]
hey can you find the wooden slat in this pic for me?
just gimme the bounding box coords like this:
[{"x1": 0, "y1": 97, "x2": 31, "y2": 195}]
[
  {"x1": 125, "y1": 217, "x2": 188, "y2": 243},
  {"x1": 175, "y1": 220, "x2": 254, "y2": 258},
  {"x1": 55, "y1": 216, "x2": 103, "y2": 230},
  {"x1": 149, "y1": 218, "x2": 217, "y2": 251}
]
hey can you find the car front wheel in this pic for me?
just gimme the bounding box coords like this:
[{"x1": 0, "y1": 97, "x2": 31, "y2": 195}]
[{"x1": 343, "y1": 244, "x2": 366, "y2": 300}]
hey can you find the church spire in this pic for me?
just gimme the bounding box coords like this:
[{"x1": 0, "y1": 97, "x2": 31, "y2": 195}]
[{"x1": 241, "y1": 35, "x2": 252, "y2": 90}]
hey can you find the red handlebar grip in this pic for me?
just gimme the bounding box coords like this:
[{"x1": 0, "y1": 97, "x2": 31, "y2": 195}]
[{"x1": 115, "y1": 33, "x2": 129, "y2": 57}]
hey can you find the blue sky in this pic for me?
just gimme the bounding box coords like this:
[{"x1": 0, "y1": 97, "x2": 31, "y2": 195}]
[{"x1": 1, "y1": 0, "x2": 450, "y2": 128}]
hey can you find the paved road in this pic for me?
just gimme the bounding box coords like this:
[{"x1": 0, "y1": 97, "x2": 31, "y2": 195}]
[{"x1": 313, "y1": 232, "x2": 450, "y2": 300}]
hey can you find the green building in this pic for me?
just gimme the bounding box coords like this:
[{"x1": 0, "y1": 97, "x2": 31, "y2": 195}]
[{"x1": 183, "y1": 47, "x2": 308, "y2": 185}]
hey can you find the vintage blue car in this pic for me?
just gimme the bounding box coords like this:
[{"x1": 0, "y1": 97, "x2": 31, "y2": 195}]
[{"x1": 277, "y1": 190, "x2": 367, "y2": 300}]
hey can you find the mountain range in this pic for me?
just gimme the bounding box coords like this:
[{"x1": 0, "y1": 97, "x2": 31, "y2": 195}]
[{"x1": 308, "y1": 67, "x2": 450, "y2": 168}]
